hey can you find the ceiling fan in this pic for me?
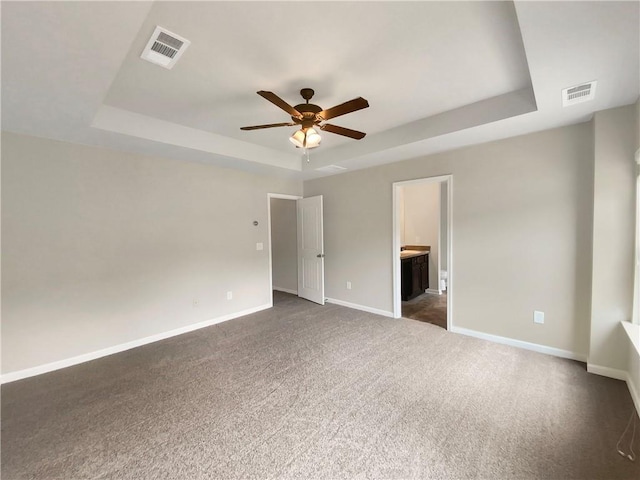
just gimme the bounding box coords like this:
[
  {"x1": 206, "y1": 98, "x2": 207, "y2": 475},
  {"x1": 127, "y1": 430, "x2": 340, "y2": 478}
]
[{"x1": 240, "y1": 88, "x2": 369, "y2": 149}]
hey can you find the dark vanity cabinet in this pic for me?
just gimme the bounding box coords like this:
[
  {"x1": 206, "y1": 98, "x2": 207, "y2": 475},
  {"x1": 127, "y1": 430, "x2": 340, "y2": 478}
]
[{"x1": 401, "y1": 253, "x2": 429, "y2": 301}]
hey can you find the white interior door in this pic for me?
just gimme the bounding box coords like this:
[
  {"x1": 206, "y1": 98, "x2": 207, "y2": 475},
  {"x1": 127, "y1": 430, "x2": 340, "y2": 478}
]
[{"x1": 297, "y1": 195, "x2": 325, "y2": 305}]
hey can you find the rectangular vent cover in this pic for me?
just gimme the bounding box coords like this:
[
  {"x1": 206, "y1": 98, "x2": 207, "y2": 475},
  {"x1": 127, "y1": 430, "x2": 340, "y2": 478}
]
[
  {"x1": 316, "y1": 165, "x2": 347, "y2": 173},
  {"x1": 562, "y1": 81, "x2": 597, "y2": 107},
  {"x1": 141, "y1": 26, "x2": 190, "y2": 70}
]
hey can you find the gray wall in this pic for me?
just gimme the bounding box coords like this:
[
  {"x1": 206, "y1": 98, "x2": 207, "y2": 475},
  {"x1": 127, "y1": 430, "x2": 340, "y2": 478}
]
[
  {"x1": 270, "y1": 198, "x2": 298, "y2": 293},
  {"x1": 4, "y1": 104, "x2": 639, "y2": 377},
  {"x1": 589, "y1": 105, "x2": 637, "y2": 370},
  {"x1": 305, "y1": 122, "x2": 594, "y2": 355},
  {"x1": 1, "y1": 132, "x2": 301, "y2": 373}
]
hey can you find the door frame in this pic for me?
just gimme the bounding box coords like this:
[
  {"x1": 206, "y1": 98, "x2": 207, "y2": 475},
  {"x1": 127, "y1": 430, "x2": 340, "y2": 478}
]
[
  {"x1": 392, "y1": 175, "x2": 453, "y2": 329},
  {"x1": 267, "y1": 193, "x2": 303, "y2": 307}
]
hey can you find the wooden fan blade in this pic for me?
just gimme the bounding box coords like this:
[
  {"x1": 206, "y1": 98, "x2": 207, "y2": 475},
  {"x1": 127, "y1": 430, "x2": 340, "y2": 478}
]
[
  {"x1": 318, "y1": 97, "x2": 369, "y2": 121},
  {"x1": 320, "y1": 123, "x2": 366, "y2": 140},
  {"x1": 257, "y1": 91, "x2": 301, "y2": 117},
  {"x1": 240, "y1": 122, "x2": 297, "y2": 131}
]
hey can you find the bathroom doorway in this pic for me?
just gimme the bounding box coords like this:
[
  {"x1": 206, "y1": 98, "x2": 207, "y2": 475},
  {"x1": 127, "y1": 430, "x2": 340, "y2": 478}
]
[{"x1": 392, "y1": 176, "x2": 452, "y2": 330}]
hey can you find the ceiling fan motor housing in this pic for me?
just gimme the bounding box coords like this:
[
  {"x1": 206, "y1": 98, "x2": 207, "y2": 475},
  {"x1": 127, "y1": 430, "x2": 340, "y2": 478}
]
[
  {"x1": 294, "y1": 88, "x2": 323, "y2": 128},
  {"x1": 292, "y1": 105, "x2": 322, "y2": 128}
]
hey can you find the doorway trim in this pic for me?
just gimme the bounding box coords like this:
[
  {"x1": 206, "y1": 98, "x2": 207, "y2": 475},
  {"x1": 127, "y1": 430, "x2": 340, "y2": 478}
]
[
  {"x1": 267, "y1": 193, "x2": 302, "y2": 307},
  {"x1": 392, "y1": 175, "x2": 453, "y2": 329}
]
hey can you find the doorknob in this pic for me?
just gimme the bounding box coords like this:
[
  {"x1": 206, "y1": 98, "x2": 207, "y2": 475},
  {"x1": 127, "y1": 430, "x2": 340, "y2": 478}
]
[{"x1": 317, "y1": 254, "x2": 325, "y2": 258}]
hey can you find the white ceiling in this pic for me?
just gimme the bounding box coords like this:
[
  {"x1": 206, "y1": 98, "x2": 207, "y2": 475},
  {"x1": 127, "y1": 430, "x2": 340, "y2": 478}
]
[{"x1": 2, "y1": 1, "x2": 639, "y2": 179}]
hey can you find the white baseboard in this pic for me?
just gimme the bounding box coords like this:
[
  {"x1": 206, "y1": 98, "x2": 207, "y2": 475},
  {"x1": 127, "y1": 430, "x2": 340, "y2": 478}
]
[
  {"x1": 273, "y1": 287, "x2": 298, "y2": 295},
  {"x1": 450, "y1": 326, "x2": 587, "y2": 362},
  {"x1": 325, "y1": 298, "x2": 394, "y2": 318},
  {"x1": 425, "y1": 289, "x2": 441, "y2": 295},
  {"x1": 626, "y1": 371, "x2": 640, "y2": 416},
  {"x1": 587, "y1": 365, "x2": 639, "y2": 416},
  {"x1": 586, "y1": 363, "x2": 628, "y2": 381},
  {"x1": 1, "y1": 303, "x2": 271, "y2": 384},
  {"x1": 586, "y1": 365, "x2": 640, "y2": 417},
  {"x1": 621, "y1": 322, "x2": 640, "y2": 415}
]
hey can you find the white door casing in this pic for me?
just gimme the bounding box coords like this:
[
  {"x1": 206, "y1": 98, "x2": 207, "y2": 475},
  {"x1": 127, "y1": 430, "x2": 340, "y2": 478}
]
[
  {"x1": 392, "y1": 175, "x2": 453, "y2": 329},
  {"x1": 297, "y1": 195, "x2": 325, "y2": 305}
]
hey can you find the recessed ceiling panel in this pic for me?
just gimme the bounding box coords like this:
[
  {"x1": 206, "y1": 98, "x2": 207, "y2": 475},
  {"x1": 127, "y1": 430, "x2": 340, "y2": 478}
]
[{"x1": 104, "y1": 1, "x2": 532, "y2": 153}]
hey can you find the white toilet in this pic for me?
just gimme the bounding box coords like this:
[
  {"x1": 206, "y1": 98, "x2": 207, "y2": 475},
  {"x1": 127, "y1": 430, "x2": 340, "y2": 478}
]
[{"x1": 439, "y1": 270, "x2": 448, "y2": 292}]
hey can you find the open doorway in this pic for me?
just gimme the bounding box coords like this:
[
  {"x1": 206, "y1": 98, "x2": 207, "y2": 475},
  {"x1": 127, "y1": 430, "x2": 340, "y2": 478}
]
[
  {"x1": 268, "y1": 193, "x2": 326, "y2": 307},
  {"x1": 392, "y1": 176, "x2": 452, "y2": 330},
  {"x1": 268, "y1": 194, "x2": 301, "y2": 306}
]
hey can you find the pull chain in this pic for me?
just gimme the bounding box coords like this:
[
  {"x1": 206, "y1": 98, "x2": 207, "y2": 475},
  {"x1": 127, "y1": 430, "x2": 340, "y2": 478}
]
[{"x1": 616, "y1": 409, "x2": 637, "y2": 462}]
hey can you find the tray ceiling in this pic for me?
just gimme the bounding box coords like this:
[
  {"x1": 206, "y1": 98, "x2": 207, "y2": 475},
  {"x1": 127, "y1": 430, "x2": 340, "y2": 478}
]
[{"x1": 2, "y1": 1, "x2": 638, "y2": 178}]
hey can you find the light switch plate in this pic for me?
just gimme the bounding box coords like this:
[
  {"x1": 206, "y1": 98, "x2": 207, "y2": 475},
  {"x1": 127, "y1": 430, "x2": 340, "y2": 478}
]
[{"x1": 256, "y1": 243, "x2": 263, "y2": 251}]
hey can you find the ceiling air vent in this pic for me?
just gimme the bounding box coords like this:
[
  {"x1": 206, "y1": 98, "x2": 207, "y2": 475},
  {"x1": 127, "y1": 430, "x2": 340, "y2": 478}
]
[
  {"x1": 316, "y1": 165, "x2": 347, "y2": 173},
  {"x1": 562, "y1": 81, "x2": 597, "y2": 107},
  {"x1": 141, "y1": 26, "x2": 190, "y2": 70}
]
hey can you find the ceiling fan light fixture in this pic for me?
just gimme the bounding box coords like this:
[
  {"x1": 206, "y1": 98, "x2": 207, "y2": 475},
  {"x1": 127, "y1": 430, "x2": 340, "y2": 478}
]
[
  {"x1": 289, "y1": 128, "x2": 321, "y2": 149},
  {"x1": 305, "y1": 128, "x2": 321, "y2": 148},
  {"x1": 289, "y1": 129, "x2": 306, "y2": 148}
]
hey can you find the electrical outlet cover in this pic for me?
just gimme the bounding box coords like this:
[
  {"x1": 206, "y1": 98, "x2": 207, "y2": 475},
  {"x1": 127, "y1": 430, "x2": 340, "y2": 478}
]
[{"x1": 534, "y1": 311, "x2": 544, "y2": 324}]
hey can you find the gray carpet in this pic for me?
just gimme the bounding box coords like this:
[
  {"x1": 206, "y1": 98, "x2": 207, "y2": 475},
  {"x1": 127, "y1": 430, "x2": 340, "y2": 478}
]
[{"x1": 2, "y1": 291, "x2": 639, "y2": 479}]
